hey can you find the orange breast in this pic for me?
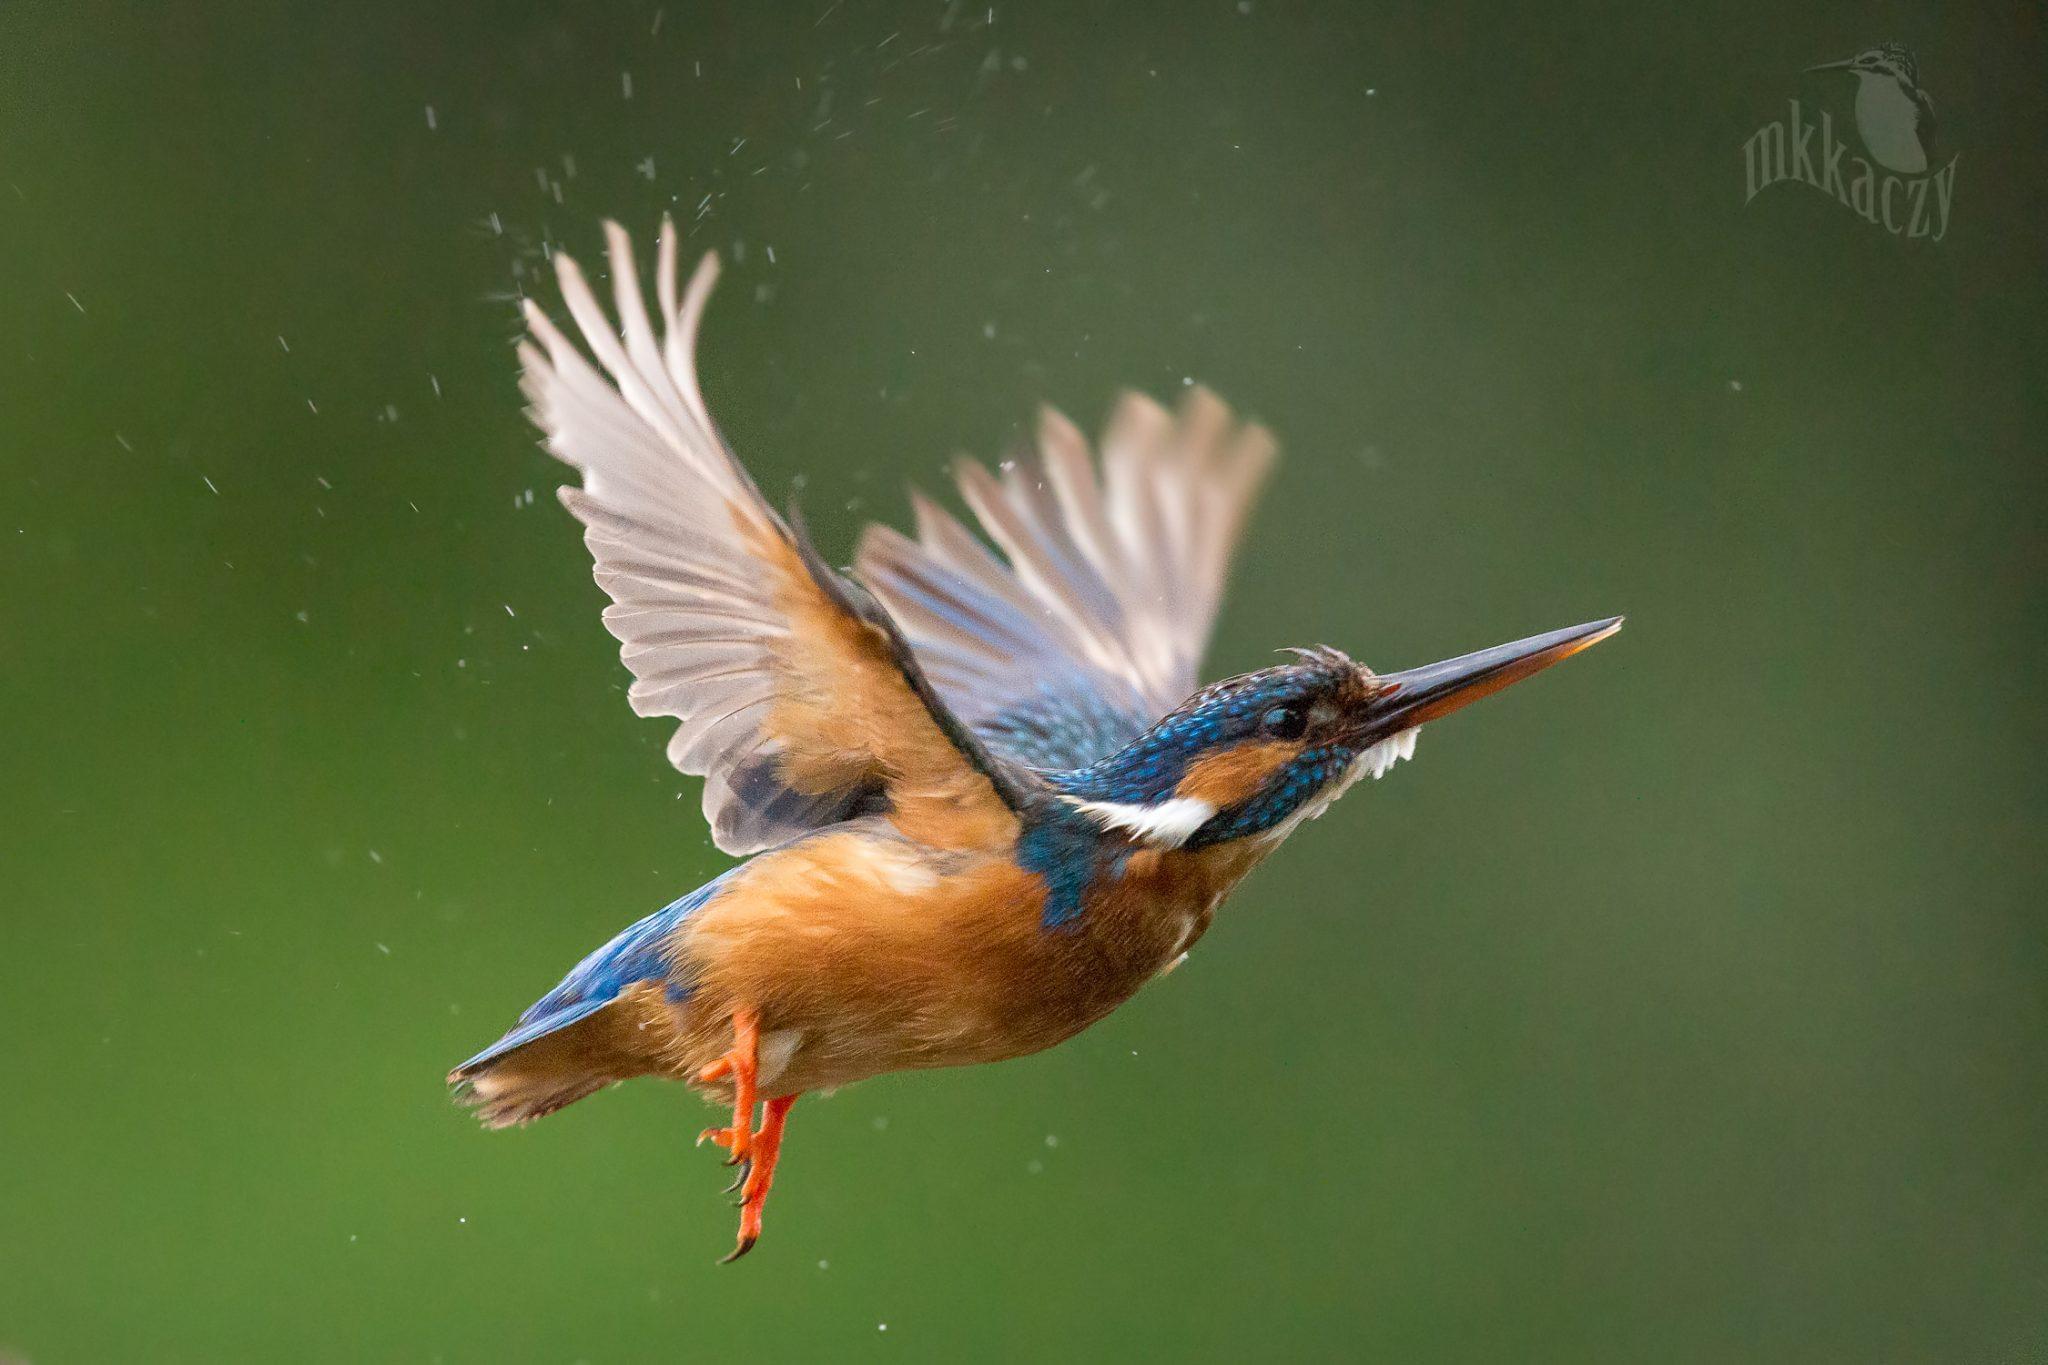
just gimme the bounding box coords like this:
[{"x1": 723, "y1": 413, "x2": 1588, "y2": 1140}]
[{"x1": 658, "y1": 827, "x2": 1272, "y2": 1094}]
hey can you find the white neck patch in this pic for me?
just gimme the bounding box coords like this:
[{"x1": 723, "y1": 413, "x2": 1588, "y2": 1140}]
[{"x1": 1064, "y1": 795, "x2": 1217, "y2": 848}]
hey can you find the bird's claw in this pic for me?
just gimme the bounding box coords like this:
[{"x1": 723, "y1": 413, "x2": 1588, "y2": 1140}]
[
  {"x1": 691, "y1": 1012, "x2": 799, "y2": 1264},
  {"x1": 708, "y1": 1092, "x2": 796, "y2": 1265},
  {"x1": 695, "y1": 1009, "x2": 760, "y2": 1168},
  {"x1": 696, "y1": 1124, "x2": 751, "y2": 1164}
]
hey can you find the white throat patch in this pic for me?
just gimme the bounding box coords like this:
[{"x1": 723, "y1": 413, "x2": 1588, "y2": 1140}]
[{"x1": 1360, "y1": 725, "x2": 1420, "y2": 780}]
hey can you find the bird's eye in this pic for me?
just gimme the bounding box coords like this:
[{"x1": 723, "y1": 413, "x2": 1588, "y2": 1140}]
[{"x1": 1260, "y1": 705, "x2": 1307, "y2": 739}]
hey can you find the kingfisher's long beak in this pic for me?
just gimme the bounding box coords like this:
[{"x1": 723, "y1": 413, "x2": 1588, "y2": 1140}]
[
  {"x1": 1805, "y1": 57, "x2": 1855, "y2": 73},
  {"x1": 1358, "y1": 616, "x2": 1622, "y2": 738}
]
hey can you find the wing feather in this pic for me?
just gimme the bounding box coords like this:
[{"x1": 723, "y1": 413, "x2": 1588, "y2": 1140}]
[
  {"x1": 858, "y1": 388, "x2": 1277, "y2": 769},
  {"x1": 521, "y1": 220, "x2": 1025, "y2": 854}
]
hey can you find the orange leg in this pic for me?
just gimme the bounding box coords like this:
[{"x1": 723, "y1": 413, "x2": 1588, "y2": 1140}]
[
  {"x1": 722, "y1": 1093, "x2": 798, "y2": 1263},
  {"x1": 694, "y1": 1007, "x2": 759, "y2": 1166}
]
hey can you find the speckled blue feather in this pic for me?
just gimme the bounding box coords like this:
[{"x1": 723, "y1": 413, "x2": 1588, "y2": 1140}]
[
  {"x1": 1015, "y1": 804, "x2": 1113, "y2": 929},
  {"x1": 1185, "y1": 744, "x2": 1352, "y2": 845}
]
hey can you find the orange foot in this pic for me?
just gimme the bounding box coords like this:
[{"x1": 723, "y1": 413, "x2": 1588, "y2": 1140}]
[
  {"x1": 694, "y1": 1007, "x2": 760, "y2": 1166},
  {"x1": 724, "y1": 1094, "x2": 797, "y2": 1263}
]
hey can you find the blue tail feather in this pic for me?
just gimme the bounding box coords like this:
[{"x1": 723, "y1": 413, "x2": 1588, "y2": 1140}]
[
  {"x1": 452, "y1": 866, "x2": 744, "y2": 1079},
  {"x1": 451, "y1": 995, "x2": 614, "y2": 1075}
]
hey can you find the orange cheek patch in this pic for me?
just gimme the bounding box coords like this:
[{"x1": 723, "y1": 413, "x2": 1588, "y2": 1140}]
[{"x1": 1174, "y1": 740, "x2": 1300, "y2": 807}]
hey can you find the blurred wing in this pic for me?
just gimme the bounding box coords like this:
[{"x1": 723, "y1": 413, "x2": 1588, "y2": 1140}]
[
  {"x1": 857, "y1": 390, "x2": 1277, "y2": 770},
  {"x1": 520, "y1": 221, "x2": 1030, "y2": 856}
]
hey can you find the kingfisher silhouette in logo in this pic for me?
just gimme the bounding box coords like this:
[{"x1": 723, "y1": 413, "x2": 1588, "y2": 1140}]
[{"x1": 1807, "y1": 44, "x2": 1936, "y2": 174}]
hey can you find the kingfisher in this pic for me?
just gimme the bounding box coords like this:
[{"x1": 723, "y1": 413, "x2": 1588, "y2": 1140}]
[
  {"x1": 448, "y1": 219, "x2": 1622, "y2": 1261},
  {"x1": 1807, "y1": 43, "x2": 1937, "y2": 174}
]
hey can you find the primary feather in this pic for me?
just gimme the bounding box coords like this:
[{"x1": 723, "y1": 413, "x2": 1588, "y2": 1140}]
[{"x1": 519, "y1": 221, "x2": 1029, "y2": 856}]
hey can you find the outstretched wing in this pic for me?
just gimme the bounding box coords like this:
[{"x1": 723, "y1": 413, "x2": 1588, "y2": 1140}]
[
  {"x1": 520, "y1": 220, "x2": 1031, "y2": 856},
  {"x1": 857, "y1": 391, "x2": 1277, "y2": 770}
]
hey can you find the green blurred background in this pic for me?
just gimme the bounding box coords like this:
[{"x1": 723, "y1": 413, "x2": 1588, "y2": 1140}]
[{"x1": 2, "y1": 1, "x2": 2043, "y2": 1360}]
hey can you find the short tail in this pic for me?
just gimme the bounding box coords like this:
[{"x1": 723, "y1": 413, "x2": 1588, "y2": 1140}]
[
  {"x1": 447, "y1": 993, "x2": 657, "y2": 1129},
  {"x1": 451, "y1": 881, "x2": 734, "y2": 1127}
]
